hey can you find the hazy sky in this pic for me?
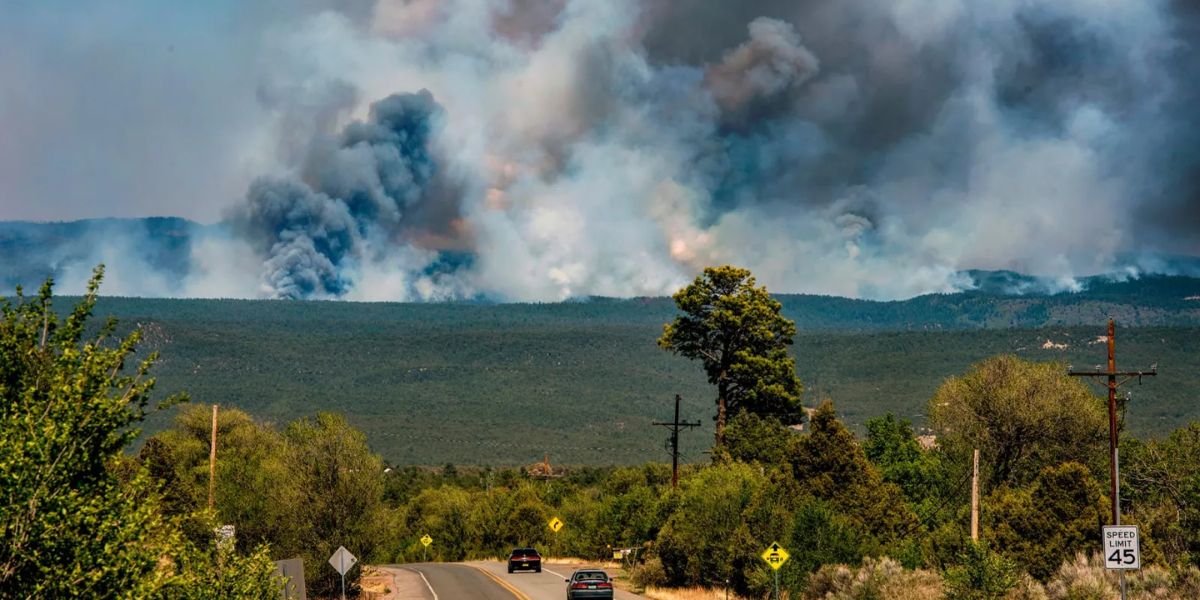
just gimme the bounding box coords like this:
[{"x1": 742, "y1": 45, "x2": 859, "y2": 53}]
[{"x1": 1, "y1": 0, "x2": 1197, "y2": 300}]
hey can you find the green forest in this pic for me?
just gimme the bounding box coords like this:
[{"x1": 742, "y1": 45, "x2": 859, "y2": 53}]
[
  {"x1": 5, "y1": 268, "x2": 1200, "y2": 598},
  {"x1": 52, "y1": 275, "x2": 1200, "y2": 465}
]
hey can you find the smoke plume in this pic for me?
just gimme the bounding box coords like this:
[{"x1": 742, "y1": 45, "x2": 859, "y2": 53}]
[
  {"x1": 2, "y1": 0, "x2": 1198, "y2": 300},
  {"x1": 232, "y1": 90, "x2": 462, "y2": 299}
]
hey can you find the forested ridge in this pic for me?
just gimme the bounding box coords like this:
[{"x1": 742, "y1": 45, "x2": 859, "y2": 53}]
[{"x1": 47, "y1": 278, "x2": 1200, "y2": 466}]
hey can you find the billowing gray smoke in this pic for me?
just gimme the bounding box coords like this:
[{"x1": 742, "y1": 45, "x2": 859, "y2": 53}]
[
  {"x1": 234, "y1": 91, "x2": 445, "y2": 298},
  {"x1": 10, "y1": 0, "x2": 1193, "y2": 300},
  {"x1": 180, "y1": 0, "x2": 1200, "y2": 299}
]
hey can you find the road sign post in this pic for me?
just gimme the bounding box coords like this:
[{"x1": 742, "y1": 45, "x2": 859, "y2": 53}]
[
  {"x1": 761, "y1": 542, "x2": 789, "y2": 599},
  {"x1": 548, "y1": 516, "x2": 564, "y2": 558},
  {"x1": 1103, "y1": 526, "x2": 1140, "y2": 570},
  {"x1": 420, "y1": 534, "x2": 432, "y2": 562},
  {"x1": 328, "y1": 546, "x2": 357, "y2": 600},
  {"x1": 273, "y1": 558, "x2": 307, "y2": 600}
]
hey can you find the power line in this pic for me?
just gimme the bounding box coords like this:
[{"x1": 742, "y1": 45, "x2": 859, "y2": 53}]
[
  {"x1": 1067, "y1": 318, "x2": 1156, "y2": 527},
  {"x1": 653, "y1": 394, "x2": 701, "y2": 488}
]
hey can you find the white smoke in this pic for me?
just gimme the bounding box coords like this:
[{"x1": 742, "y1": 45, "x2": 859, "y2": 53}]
[{"x1": 3, "y1": 0, "x2": 1197, "y2": 300}]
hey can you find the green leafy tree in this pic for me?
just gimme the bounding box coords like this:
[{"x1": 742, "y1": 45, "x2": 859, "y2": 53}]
[
  {"x1": 0, "y1": 269, "x2": 276, "y2": 598},
  {"x1": 864, "y1": 414, "x2": 944, "y2": 516},
  {"x1": 594, "y1": 467, "x2": 672, "y2": 550},
  {"x1": 655, "y1": 463, "x2": 771, "y2": 593},
  {"x1": 1124, "y1": 423, "x2": 1200, "y2": 567},
  {"x1": 140, "y1": 405, "x2": 295, "y2": 553},
  {"x1": 658, "y1": 266, "x2": 803, "y2": 448},
  {"x1": 928, "y1": 355, "x2": 1106, "y2": 488},
  {"x1": 281, "y1": 413, "x2": 390, "y2": 596},
  {"x1": 0, "y1": 271, "x2": 173, "y2": 597},
  {"x1": 404, "y1": 486, "x2": 476, "y2": 561}
]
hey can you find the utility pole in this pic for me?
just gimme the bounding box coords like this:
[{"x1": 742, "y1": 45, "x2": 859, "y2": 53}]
[
  {"x1": 1068, "y1": 319, "x2": 1156, "y2": 525},
  {"x1": 653, "y1": 395, "x2": 701, "y2": 488},
  {"x1": 208, "y1": 404, "x2": 218, "y2": 511},
  {"x1": 1069, "y1": 319, "x2": 1156, "y2": 600},
  {"x1": 971, "y1": 448, "x2": 980, "y2": 542}
]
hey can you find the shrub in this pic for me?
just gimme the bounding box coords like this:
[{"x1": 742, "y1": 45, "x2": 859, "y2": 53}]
[
  {"x1": 1033, "y1": 552, "x2": 1200, "y2": 600},
  {"x1": 944, "y1": 542, "x2": 1019, "y2": 600},
  {"x1": 802, "y1": 557, "x2": 942, "y2": 600},
  {"x1": 1004, "y1": 574, "x2": 1048, "y2": 600},
  {"x1": 631, "y1": 558, "x2": 668, "y2": 590},
  {"x1": 1044, "y1": 554, "x2": 1113, "y2": 600}
]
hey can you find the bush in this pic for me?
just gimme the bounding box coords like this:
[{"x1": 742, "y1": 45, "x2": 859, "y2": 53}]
[
  {"x1": 944, "y1": 542, "x2": 1019, "y2": 600},
  {"x1": 631, "y1": 558, "x2": 668, "y2": 590},
  {"x1": 1038, "y1": 553, "x2": 1200, "y2": 600},
  {"x1": 1004, "y1": 575, "x2": 1048, "y2": 600},
  {"x1": 1044, "y1": 554, "x2": 1113, "y2": 600},
  {"x1": 803, "y1": 557, "x2": 943, "y2": 600}
]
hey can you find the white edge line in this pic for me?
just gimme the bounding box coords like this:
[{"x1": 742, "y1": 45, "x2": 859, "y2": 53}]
[
  {"x1": 542, "y1": 567, "x2": 568, "y2": 579},
  {"x1": 401, "y1": 566, "x2": 439, "y2": 600}
]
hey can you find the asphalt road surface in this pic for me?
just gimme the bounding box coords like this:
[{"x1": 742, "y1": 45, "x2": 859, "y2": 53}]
[
  {"x1": 384, "y1": 562, "x2": 515, "y2": 600},
  {"x1": 384, "y1": 561, "x2": 647, "y2": 600},
  {"x1": 471, "y1": 561, "x2": 646, "y2": 600}
]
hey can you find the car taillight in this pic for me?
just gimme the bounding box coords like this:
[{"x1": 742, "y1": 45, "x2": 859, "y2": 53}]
[
  {"x1": 571, "y1": 583, "x2": 589, "y2": 589},
  {"x1": 597, "y1": 582, "x2": 612, "y2": 588}
]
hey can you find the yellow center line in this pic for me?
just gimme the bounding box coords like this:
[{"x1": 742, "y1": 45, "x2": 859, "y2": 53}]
[{"x1": 469, "y1": 564, "x2": 533, "y2": 600}]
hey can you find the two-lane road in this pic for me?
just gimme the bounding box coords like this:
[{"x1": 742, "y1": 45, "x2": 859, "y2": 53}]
[
  {"x1": 381, "y1": 561, "x2": 647, "y2": 600},
  {"x1": 471, "y1": 561, "x2": 646, "y2": 600},
  {"x1": 381, "y1": 562, "x2": 518, "y2": 600}
]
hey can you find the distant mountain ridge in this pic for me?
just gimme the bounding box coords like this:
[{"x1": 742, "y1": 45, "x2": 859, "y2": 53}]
[
  {"x1": 2, "y1": 218, "x2": 1199, "y2": 329},
  {"x1": 0, "y1": 217, "x2": 212, "y2": 292}
]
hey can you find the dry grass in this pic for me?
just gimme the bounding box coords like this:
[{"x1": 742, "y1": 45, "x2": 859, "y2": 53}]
[
  {"x1": 640, "y1": 586, "x2": 751, "y2": 600},
  {"x1": 804, "y1": 557, "x2": 943, "y2": 600},
  {"x1": 543, "y1": 556, "x2": 623, "y2": 569},
  {"x1": 1042, "y1": 553, "x2": 1200, "y2": 600},
  {"x1": 358, "y1": 565, "x2": 393, "y2": 597}
]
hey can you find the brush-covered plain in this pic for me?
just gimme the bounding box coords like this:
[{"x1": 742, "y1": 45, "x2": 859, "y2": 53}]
[{"x1": 64, "y1": 277, "x2": 1200, "y2": 466}]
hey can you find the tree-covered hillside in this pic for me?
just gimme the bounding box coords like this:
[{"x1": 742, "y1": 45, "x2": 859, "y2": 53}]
[{"x1": 51, "y1": 291, "x2": 1199, "y2": 466}]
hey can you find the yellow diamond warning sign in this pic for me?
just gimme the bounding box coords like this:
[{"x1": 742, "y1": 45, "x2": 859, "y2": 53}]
[
  {"x1": 761, "y1": 542, "x2": 789, "y2": 570},
  {"x1": 548, "y1": 517, "x2": 564, "y2": 533},
  {"x1": 420, "y1": 534, "x2": 433, "y2": 547}
]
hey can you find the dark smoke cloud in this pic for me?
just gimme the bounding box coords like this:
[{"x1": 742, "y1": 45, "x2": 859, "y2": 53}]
[
  {"x1": 177, "y1": 0, "x2": 1200, "y2": 298},
  {"x1": 4, "y1": 0, "x2": 1198, "y2": 300},
  {"x1": 704, "y1": 18, "x2": 819, "y2": 122},
  {"x1": 234, "y1": 90, "x2": 450, "y2": 298}
]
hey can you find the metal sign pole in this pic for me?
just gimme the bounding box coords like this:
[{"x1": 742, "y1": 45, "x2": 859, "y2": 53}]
[
  {"x1": 340, "y1": 553, "x2": 346, "y2": 600},
  {"x1": 774, "y1": 569, "x2": 780, "y2": 600},
  {"x1": 1118, "y1": 447, "x2": 1126, "y2": 600}
]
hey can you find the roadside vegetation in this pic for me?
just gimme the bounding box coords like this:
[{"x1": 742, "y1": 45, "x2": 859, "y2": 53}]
[
  {"x1": 6, "y1": 266, "x2": 1200, "y2": 598},
  {"x1": 0, "y1": 269, "x2": 278, "y2": 599}
]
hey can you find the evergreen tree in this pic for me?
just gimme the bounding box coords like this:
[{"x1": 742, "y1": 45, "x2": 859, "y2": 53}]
[
  {"x1": 985, "y1": 462, "x2": 1108, "y2": 580},
  {"x1": 658, "y1": 266, "x2": 803, "y2": 448},
  {"x1": 790, "y1": 401, "x2": 917, "y2": 545}
]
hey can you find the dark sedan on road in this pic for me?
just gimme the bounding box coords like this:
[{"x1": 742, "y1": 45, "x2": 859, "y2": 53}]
[
  {"x1": 507, "y1": 547, "x2": 542, "y2": 573},
  {"x1": 565, "y1": 569, "x2": 613, "y2": 600}
]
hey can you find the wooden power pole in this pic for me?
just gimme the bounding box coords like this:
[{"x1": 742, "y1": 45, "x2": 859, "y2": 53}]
[
  {"x1": 1068, "y1": 319, "x2": 1156, "y2": 526},
  {"x1": 208, "y1": 404, "x2": 218, "y2": 511},
  {"x1": 971, "y1": 448, "x2": 980, "y2": 542},
  {"x1": 653, "y1": 395, "x2": 701, "y2": 488}
]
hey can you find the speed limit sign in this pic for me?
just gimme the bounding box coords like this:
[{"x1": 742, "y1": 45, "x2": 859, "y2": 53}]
[{"x1": 1102, "y1": 526, "x2": 1140, "y2": 570}]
